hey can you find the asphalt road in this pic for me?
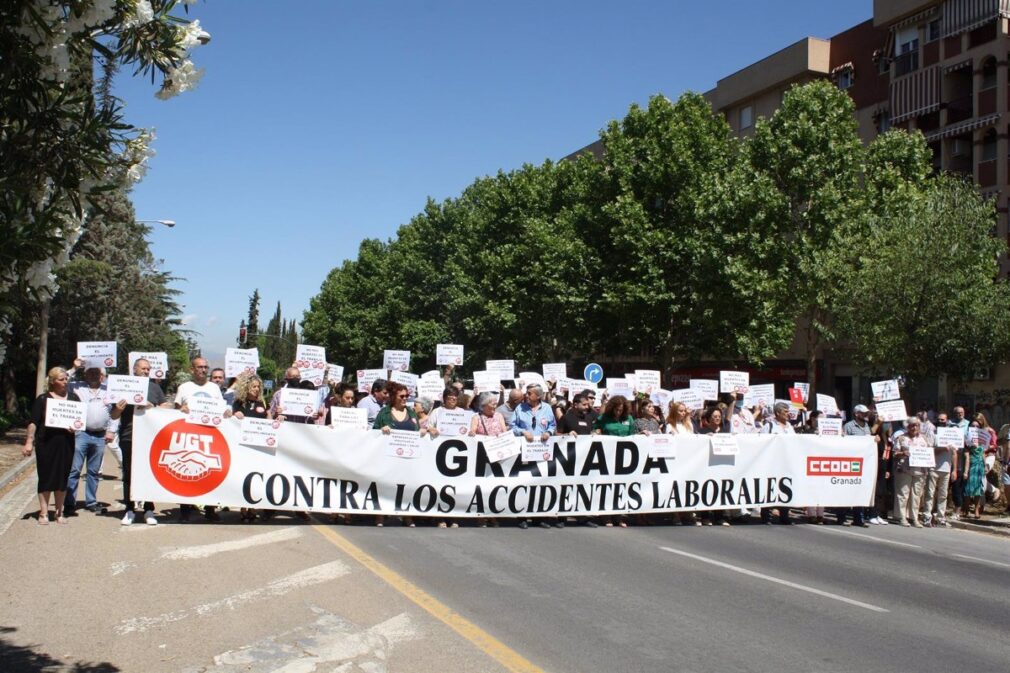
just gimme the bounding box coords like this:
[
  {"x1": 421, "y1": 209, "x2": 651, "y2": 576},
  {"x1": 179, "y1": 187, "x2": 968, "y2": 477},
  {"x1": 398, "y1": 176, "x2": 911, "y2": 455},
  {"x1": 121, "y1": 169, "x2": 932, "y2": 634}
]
[{"x1": 1, "y1": 450, "x2": 1009, "y2": 673}]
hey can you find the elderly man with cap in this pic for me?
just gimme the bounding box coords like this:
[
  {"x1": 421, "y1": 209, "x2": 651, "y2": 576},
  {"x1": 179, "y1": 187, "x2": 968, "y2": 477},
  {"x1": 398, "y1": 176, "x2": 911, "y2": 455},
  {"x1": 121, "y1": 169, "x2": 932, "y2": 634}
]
[
  {"x1": 758, "y1": 401, "x2": 795, "y2": 524},
  {"x1": 833, "y1": 404, "x2": 876, "y2": 527},
  {"x1": 65, "y1": 359, "x2": 114, "y2": 514}
]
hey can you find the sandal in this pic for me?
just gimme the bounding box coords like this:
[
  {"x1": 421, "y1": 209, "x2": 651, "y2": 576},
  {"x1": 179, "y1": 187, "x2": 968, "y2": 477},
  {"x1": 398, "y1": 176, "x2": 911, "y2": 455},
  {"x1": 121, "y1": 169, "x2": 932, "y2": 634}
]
[
  {"x1": 56, "y1": 516, "x2": 68, "y2": 524},
  {"x1": 37, "y1": 513, "x2": 49, "y2": 525},
  {"x1": 437, "y1": 521, "x2": 447, "y2": 528}
]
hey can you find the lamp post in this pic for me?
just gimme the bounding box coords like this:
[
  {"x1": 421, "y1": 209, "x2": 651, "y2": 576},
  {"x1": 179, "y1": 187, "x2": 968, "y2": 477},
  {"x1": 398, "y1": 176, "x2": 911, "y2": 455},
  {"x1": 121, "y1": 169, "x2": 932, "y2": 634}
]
[{"x1": 136, "y1": 219, "x2": 176, "y2": 227}]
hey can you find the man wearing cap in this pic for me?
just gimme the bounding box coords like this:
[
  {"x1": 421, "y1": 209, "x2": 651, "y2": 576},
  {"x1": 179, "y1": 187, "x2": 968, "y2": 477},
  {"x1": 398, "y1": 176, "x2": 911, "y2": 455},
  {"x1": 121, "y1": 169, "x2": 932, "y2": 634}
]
[
  {"x1": 66, "y1": 361, "x2": 114, "y2": 514},
  {"x1": 835, "y1": 404, "x2": 875, "y2": 527}
]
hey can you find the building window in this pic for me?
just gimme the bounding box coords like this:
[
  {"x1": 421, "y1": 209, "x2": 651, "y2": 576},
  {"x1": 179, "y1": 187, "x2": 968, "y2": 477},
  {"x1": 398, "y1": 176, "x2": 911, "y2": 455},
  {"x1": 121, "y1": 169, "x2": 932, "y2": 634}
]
[
  {"x1": 895, "y1": 26, "x2": 919, "y2": 76},
  {"x1": 877, "y1": 55, "x2": 890, "y2": 75},
  {"x1": 739, "y1": 105, "x2": 753, "y2": 130},
  {"x1": 876, "y1": 109, "x2": 891, "y2": 134},
  {"x1": 981, "y1": 57, "x2": 997, "y2": 90},
  {"x1": 836, "y1": 67, "x2": 854, "y2": 90},
  {"x1": 982, "y1": 130, "x2": 997, "y2": 161},
  {"x1": 927, "y1": 19, "x2": 941, "y2": 42}
]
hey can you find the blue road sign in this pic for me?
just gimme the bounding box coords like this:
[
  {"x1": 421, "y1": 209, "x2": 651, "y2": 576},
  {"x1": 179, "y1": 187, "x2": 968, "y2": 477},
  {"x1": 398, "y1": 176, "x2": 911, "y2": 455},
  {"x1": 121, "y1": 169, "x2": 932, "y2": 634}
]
[{"x1": 584, "y1": 363, "x2": 603, "y2": 384}]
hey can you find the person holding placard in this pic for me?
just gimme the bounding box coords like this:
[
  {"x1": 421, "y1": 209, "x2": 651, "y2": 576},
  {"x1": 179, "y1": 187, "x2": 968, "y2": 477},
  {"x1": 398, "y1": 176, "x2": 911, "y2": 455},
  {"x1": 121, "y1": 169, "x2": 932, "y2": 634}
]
[
  {"x1": 633, "y1": 399, "x2": 664, "y2": 435},
  {"x1": 758, "y1": 403, "x2": 795, "y2": 525},
  {"x1": 267, "y1": 368, "x2": 323, "y2": 425},
  {"x1": 373, "y1": 381, "x2": 423, "y2": 528},
  {"x1": 66, "y1": 364, "x2": 114, "y2": 515},
  {"x1": 591, "y1": 396, "x2": 636, "y2": 528},
  {"x1": 697, "y1": 407, "x2": 732, "y2": 526},
  {"x1": 961, "y1": 419, "x2": 988, "y2": 519},
  {"x1": 425, "y1": 387, "x2": 463, "y2": 437},
  {"x1": 231, "y1": 374, "x2": 268, "y2": 420},
  {"x1": 23, "y1": 368, "x2": 80, "y2": 524},
  {"x1": 174, "y1": 357, "x2": 227, "y2": 522},
  {"x1": 835, "y1": 405, "x2": 874, "y2": 527},
  {"x1": 323, "y1": 382, "x2": 357, "y2": 425},
  {"x1": 892, "y1": 417, "x2": 929, "y2": 527},
  {"x1": 110, "y1": 358, "x2": 168, "y2": 526},
  {"x1": 922, "y1": 412, "x2": 957, "y2": 528}
]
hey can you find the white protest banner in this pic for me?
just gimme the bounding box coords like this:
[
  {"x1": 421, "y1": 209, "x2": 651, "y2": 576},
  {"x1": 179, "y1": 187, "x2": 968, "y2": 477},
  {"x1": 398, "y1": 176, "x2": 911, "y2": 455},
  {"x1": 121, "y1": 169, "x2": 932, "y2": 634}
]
[
  {"x1": 383, "y1": 350, "x2": 411, "y2": 372},
  {"x1": 690, "y1": 379, "x2": 720, "y2": 402},
  {"x1": 819, "y1": 418, "x2": 843, "y2": 436},
  {"x1": 480, "y1": 432, "x2": 521, "y2": 463},
  {"x1": 78, "y1": 341, "x2": 117, "y2": 369},
  {"x1": 542, "y1": 363, "x2": 567, "y2": 381},
  {"x1": 420, "y1": 370, "x2": 442, "y2": 381},
  {"x1": 651, "y1": 389, "x2": 672, "y2": 413},
  {"x1": 518, "y1": 372, "x2": 547, "y2": 391},
  {"x1": 295, "y1": 345, "x2": 327, "y2": 386},
  {"x1": 793, "y1": 382, "x2": 810, "y2": 403},
  {"x1": 417, "y1": 378, "x2": 445, "y2": 401},
  {"x1": 325, "y1": 364, "x2": 345, "y2": 383},
  {"x1": 45, "y1": 398, "x2": 85, "y2": 431},
  {"x1": 816, "y1": 394, "x2": 839, "y2": 416},
  {"x1": 330, "y1": 407, "x2": 369, "y2": 432},
  {"x1": 671, "y1": 389, "x2": 704, "y2": 411},
  {"x1": 473, "y1": 370, "x2": 501, "y2": 392},
  {"x1": 436, "y1": 344, "x2": 464, "y2": 366},
  {"x1": 186, "y1": 396, "x2": 227, "y2": 427},
  {"x1": 129, "y1": 351, "x2": 168, "y2": 379},
  {"x1": 240, "y1": 417, "x2": 280, "y2": 448},
  {"x1": 634, "y1": 370, "x2": 662, "y2": 394},
  {"x1": 607, "y1": 378, "x2": 633, "y2": 398},
  {"x1": 386, "y1": 430, "x2": 422, "y2": 458},
  {"x1": 935, "y1": 427, "x2": 965, "y2": 448},
  {"x1": 870, "y1": 379, "x2": 901, "y2": 403},
  {"x1": 225, "y1": 347, "x2": 260, "y2": 379},
  {"x1": 435, "y1": 408, "x2": 473, "y2": 437},
  {"x1": 649, "y1": 434, "x2": 678, "y2": 459},
  {"x1": 390, "y1": 371, "x2": 418, "y2": 397},
  {"x1": 908, "y1": 441, "x2": 936, "y2": 468},
  {"x1": 875, "y1": 399, "x2": 907, "y2": 422},
  {"x1": 105, "y1": 374, "x2": 149, "y2": 405},
  {"x1": 356, "y1": 368, "x2": 386, "y2": 393},
  {"x1": 719, "y1": 371, "x2": 749, "y2": 394},
  {"x1": 132, "y1": 409, "x2": 877, "y2": 516},
  {"x1": 279, "y1": 388, "x2": 320, "y2": 417},
  {"x1": 709, "y1": 434, "x2": 740, "y2": 456},
  {"x1": 743, "y1": 384, "x2": 775, "y2": 408},
  {"x1": 485, "y1": 360, "x2": 515, "y2": 380},
  {"x1": 521, "y1": 439, "x2": 552, "y2": 463}
]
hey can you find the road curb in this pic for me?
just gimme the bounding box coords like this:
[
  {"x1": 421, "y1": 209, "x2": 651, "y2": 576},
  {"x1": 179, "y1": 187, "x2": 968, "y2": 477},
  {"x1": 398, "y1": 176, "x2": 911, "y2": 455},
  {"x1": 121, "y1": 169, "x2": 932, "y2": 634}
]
[
  {"x1": 0, "y1": 456, "x2": 33, "y2": 498},
  {"x1": 948, "y1": 518, "x2": 1010, "y2": 537}
]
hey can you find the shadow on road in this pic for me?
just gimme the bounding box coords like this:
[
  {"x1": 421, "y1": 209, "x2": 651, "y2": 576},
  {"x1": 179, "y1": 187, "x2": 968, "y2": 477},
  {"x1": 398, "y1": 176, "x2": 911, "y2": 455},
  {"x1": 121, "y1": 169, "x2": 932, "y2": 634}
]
[{"x1": 0, "y1": 626, "x2": 119, "y2": 672}]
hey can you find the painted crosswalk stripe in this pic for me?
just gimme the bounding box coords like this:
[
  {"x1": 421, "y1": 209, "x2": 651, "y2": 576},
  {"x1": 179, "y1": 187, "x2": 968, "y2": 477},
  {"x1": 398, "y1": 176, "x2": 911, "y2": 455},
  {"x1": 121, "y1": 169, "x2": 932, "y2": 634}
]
[{"x1": 161, "y1": 527, "x2": 302, "y2": 560}]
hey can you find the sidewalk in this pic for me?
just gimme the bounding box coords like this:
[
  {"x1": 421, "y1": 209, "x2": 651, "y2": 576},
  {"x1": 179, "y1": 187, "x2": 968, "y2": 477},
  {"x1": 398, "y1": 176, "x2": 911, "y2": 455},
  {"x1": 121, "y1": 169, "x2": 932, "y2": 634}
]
[{"x1": 0, "y1": 428, "x2": 30, "y2": 496}]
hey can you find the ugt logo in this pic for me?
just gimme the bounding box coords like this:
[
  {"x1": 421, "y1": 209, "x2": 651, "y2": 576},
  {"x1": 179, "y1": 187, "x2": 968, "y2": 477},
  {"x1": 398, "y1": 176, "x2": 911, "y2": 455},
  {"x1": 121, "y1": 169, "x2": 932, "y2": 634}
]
[{"x1": 149, "y1": 419, "x2": 231, "y2": 497}]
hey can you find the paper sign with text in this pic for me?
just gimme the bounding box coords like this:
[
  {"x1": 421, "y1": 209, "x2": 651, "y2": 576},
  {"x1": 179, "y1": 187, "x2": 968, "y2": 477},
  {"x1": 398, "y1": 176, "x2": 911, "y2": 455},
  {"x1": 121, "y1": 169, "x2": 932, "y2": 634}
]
[
  {"x1": 45, "y1": 398, "x2": 85, "y2": 431},
  {"x1": 521, "y1": 439, "x2": 552, "y2": 463},
  {"x1": 279, "y1": 388, "x2": 321, "y2": 417},
  {"x1": 330, "y1": 407, "x2": 369, "y2": 432},
  {"x1": 436, "y1": 344, "x2": 464, "y2": 366},
  {"x1": 78, "y1": 341, "x2": 117, "y2": 369},
  {"x1": 186, "y1": 396, "x2": 227, "y2": 427},
  {"x1": 816, "y1": 394, "x2": 839, "y2": 415},
  {"x1": 649, "y1": 434, "x2": 678, "y2": 459},
  {"x1": 709, "y1": 434, "x2": 739, "y2": 456},
  {"x1": 634, "y1": 370, "x2": 661, "y2": 394},
  {"x1": 417, "y1": 378, "x2": 445, "y2": 401},
  {"x1": 818, "y1": 418, "x2": 843, "y2": 436},
  {"x1": 356, "y1": 368, "x2": 386, "y2": 393},
  {"x1": 225, "y1": 348, "x2": 260, "y2": 379},
  {"x1": 390, "y1": 371, "x2": 419, "y2": 397},
  {"x1": 935, "y1": 427, "x2": 965, "y2": 449},
  {"x1": 542, "y1": 363, "x2": 567, "y2": 381},
  {"x1": 128, "y1": 351, "x2": 168, "y2": 379},
  {"x1": 105, "y1": 374, "x2": 149, "y2": 405},
  {"x1": 386, "y1": 430, "x2": 422, "y2": 458},
  {"x1": 325, "y1": 364, "x2": 344, "y2": 383},
  {"x1": 875, "y1": 399, "x2": 908, "y2": 423},
  {"x1": 743, "y1": 384, "x2": 775, "y2": 408},
  {"x1": 793, "y1": 382, "x2": 810, "y2": 403},
  {"x1": 436, "y1": 408, "x2": 473, "y2": 437},
  {"x1": 719, "y1": 371, "x2": 749, "y2": 394},
  {"x1": 481, "y1": 432, "x2": 521, "y2": 462},
  {"x1": 871, "y1": 379, "x2": 901, "y2": 402},
  {"x1": 383, "y1": 350, "x2": 411, "y2": 372},
  {"x1": 690, "y1": 379, "x2": 719, "y2": 401},
  {"x1": 240, "y1": 417, "x2": 280, "y2": 448},
  {"x1": 671, "y1": 389, "x2": 704, "y2": 411},
  {"x1": 485, "y1": 360, "x2": 516, "y2": 380},
  {"x1": 908, "y1": 442, "x2": 936, "y2": 468}
]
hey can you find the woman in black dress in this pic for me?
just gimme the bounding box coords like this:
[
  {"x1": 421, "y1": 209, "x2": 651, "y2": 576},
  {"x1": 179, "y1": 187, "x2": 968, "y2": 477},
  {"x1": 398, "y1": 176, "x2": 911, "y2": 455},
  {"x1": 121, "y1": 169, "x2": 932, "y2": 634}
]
[{"x1": 22, "y1": 367, "x2": 80, "y2": 524}]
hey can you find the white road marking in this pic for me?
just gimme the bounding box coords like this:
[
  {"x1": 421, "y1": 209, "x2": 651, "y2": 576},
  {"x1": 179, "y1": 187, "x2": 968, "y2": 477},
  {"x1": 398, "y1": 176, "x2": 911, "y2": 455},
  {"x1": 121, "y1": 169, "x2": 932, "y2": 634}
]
[
  {"x1": 0, "y1": 475, "x2": 36, "y2": 537},
  {"x1": 110, "y1": 561, "x2": 137, "y2": 577},
  {"x1": 115, "y1": 560, "x2": 350, "y2": 634},
  {"x1": 951, "y1": 553, "x2": 1010, "y2": 569},
  {"x1": 803, "y1": 524, "x2": 922, "y2": 548},
  {"x1": 659, "y1": 546, "x2": 889, "y2": 613},
  {"x1": 161, "y1": 527, "x2": 302, "y2": 560}
]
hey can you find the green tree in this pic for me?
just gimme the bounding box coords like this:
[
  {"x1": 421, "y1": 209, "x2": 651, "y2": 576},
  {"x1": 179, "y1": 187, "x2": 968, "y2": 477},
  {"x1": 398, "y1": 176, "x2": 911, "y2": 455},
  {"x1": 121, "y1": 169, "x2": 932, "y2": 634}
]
[{"x1": 247, "y1": 289, "x2": 260, "y2": 341}]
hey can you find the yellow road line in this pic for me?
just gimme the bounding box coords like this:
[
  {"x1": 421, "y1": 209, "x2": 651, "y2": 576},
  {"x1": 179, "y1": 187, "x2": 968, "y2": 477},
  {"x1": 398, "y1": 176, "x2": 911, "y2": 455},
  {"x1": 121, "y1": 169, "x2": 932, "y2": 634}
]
[{"x1": 312, "y1": 524, "x2": 546, "y2": 673}]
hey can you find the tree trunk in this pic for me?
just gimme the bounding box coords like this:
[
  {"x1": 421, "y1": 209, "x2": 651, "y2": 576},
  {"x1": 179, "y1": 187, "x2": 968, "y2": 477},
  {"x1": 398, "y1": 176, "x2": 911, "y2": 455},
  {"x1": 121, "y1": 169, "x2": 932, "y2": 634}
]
[
  {"x1": 35, "y1": 301, "x2": 49, "y2": 396},
  {"x1": 805, "y1": 317, "x2": 818, "y2": 399}
]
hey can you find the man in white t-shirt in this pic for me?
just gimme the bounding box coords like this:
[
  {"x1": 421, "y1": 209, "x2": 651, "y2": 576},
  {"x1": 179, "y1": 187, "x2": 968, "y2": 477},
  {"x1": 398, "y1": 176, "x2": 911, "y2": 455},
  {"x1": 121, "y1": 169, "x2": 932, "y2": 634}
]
[{"x1": 174, "y1": 356, "x2": 227, "y2": 522}]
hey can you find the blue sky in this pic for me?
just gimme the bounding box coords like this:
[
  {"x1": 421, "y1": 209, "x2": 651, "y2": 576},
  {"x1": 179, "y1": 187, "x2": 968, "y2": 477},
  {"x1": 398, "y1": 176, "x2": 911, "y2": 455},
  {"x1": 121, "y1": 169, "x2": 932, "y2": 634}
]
[{"x1": 117, "y1": 0, "x2": 872, "y2": 365}]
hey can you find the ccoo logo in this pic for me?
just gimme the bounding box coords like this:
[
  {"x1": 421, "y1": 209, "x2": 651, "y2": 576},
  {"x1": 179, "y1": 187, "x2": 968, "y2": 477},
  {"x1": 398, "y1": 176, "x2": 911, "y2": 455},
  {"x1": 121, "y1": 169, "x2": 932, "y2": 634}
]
[
  {"x1": 149, "y1": 419, "x2": 231, "y2": 497},
  {"x1": 807, "y1": 456, "x2": 863, "y2": 476}
]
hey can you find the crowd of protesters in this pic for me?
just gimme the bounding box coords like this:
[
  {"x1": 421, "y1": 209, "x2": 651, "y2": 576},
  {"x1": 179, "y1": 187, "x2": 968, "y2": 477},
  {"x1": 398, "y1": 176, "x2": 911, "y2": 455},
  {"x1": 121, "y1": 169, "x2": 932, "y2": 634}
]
[{"x1": 21, "y1": 356, "x2": 1010, "y2": 529}]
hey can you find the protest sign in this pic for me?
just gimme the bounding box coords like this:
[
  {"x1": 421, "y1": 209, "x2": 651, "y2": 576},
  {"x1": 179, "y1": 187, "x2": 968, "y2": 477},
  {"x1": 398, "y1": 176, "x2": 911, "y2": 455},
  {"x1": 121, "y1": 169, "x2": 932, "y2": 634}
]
[
  {"x1": 875, "y1": 400, "x2": 908, "y2": 422},
  {"x1": 743, "y1": 384, "x2": 775, "y2": 408},
  {"x1": 436, "y1": 344, "x2": 464, "y2": 366},
  {"x1": 521, "y1": 439, "x2": 552, "y2": 463},
  {"x1": 105, "y1": 374, "x2": 149, "y2": 405},
  {"x1": 649, "y1": 434, "x2": 678, "y2": 459},
  {"x1": 908, "y1": 442, "x2": 936, "y2": 468},
  {"x1": 935, "y1": 427, "x2": 965, "y2": 448},
  {"x1": 129, "y1": 351, "x2": 168, "y2": 379},
  {"x1": 481, "y1": 432, "x2": 521, "y2": 463},
  {"x1": 709, "y1": 434, "x2": 739, "y2": 456},
  {"x1": 240, "y1": 417, "x2": 280, "y2": 448},
  {"x1": 44, "y1": 398, "x2": 85, "y2": 431},
  {"x1": 435, "y1": 408, "x2": 473, "y2": 437},
  {"x1": 78, "y1": 341, "x2": 117, "y2": 369},
  {"x1": 278, "y1": 388, "x2": 321, "y2": 418},
  {"x1": 542, "y1": 363, "x2": 567, "y2": 381},
  {"x1": 793, "y1": 382, "x2": 810, "y2": 403},
  {"x1": 325, "y1": 364, "x2": 345, "y2": 383},
  {"x1": 871, "y1": 379, "x2": 901, "y2": 403},
  {"x1": 386, "y1": 430, "x2": 422, "y2": 458},
  {"x1": 690, "y1": 379, "x2": 719, "y2": 401},
  {"x1": 819, "y1": 418, "x2": 843, "y2": 436},
  {"x1": 420, "y1": 370, "x2": 442, "y2": 381},
  {"x1": 186, "y1": 396, "x2": 227, "y2": 427},
  {"x1": 330, "y1": 407, "x2": 369, "y2": 432},
  {"x1": 225, "y1": 347, "x2": 260, "y2": 379},
  {"x1": 295, "y1": 345, "x2": 327, "y2": 386},
  {"x1": 650, "y1": 389, "x2": 672, "y2": 413},
  {"x1": 816, "y1": 394, "x2": 839, "y2": 416},
  {"x1": 788, "y1": 388, "x2": 805, "y2": 405},
  {"x1": 719, "y1": 371, "x2": 749, "y2": 394},
  {"x1": 518, "y1": 372, "x2": 547, "y2": 391},
  {"x1": 634, "y1": 370, "x2": 661, "y2": 394},
  {"x1": 356, "y1": 368, "x2": 385, "y2": 393},
  {"x1": 607, "y1": 378, "x2": 633, "y2": 398},
  {"x1": 417, "y1": 378, "x2": 445, "y2": 401},
  {"x1": 383, "y1": 350, "x2": 411, "y2": 372},
  {"x1": 390, "y1": 371, "x2": 418, "y2": 397},
  {"x1": 473, "y1": 370, "x2": 501, "y2": 392},
  {"x1": 486, "y1": 359, "x2": 516, "y2": 380},
  {"x1": 671, "y1": 389, "x2": 704, "y2": 411},
  {"x1": 969, "y1": 427, "x2": 992, "y2": 448}
]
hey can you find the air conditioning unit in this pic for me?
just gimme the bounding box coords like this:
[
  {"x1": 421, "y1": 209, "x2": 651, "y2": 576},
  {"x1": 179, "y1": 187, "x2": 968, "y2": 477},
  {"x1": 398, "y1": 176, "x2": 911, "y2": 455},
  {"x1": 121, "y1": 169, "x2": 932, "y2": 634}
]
[
  {"x1": 952, "y1": 139, "x2": 971, "y2": 158},
  {"x1": 973, "y1": 367, "x2": 992, "y2": 381}
]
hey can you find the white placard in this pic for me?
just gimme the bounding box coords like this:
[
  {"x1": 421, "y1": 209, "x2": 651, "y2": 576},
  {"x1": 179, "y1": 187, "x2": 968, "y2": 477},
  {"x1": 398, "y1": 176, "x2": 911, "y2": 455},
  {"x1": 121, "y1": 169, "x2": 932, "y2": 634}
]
[
  {"x1": 521, "y1": 439, "x2": 552, "y2": 463},
  {"x1": 649, "y1": 434, "x2": 678, "y2": 459},
  {"x1": 420, "y1": 369, "x2": 442, "y2": 381},
  {"x1": 436, "y1": 344, "x2": 464, "y2": 366},
  {"x1": 816, "y1": 394, "x2": 839, "y2": 415},
  {"x1": 356, "y1": 368, "x2": 386, "y2": 393},
  {"x1": 935, "y1": 427, "x2": 965, "y2": 448},
  {"x1": 383, "y1": 350, "x2": 411, "y2": 372},
  {"x1": 793, "y1": 382, "x2": 810, "y2": 403},
  {"x1": 295, "y1": 345, "x2": 327, "y2": 386},
  {"x1": 331, "y1": 407, "x2": 369, "y2": 432},
  {"x1": 386, "y1": 430, "x2": 422, "y2": 458},
  {"x1": 542, "y1": 363, "x2": 567, "y2": 381},
  {"x1": 417, "y1": 378, "x2": 445, "y2": 401},
  {"x1": 650, "y1": 389, "x2": 672, "y2": 413},
  {"x1": 225, "y1": 347, "x2": 260, "y2": 379},
  {"x1": 186, "y1": 396, "x2": 227, "y2": 427},
  {"x1": 518, "y1": 372, "x2": 547, "y2": 391},
  {"x1": 106, "y1": 374, "x2": 149, "y2": 405},
  {"x1": 44, "y1": 398, "x2": 85, "y2": 431},
  {"x1": 875, "y1": 399, "x2": 907, "y2": 422},
  {"x1": 607, "y1": 378, "x2": 633, "y2": 398},
  {"x1": 480, "y1": 432, "x2": 521, "y2": 463},
  {"x1": 556, "y1": 377, "x2": 575, "y2": 395},
  {"x1": 77, "y1": 341, "x2": 117, "y2": 369},
  {"x1": 634, "y1": 370, "x2": 662, "y2": 394},
  {"x1": 908, "y1": 442, "x2": 936, "y2": 468},
  {"x1": 871, "y1": 379, "x2": 901, "y2": 403},
  {"x1": 719, "y1": 371, "x2": 749, "y2": 394},
  {"x1": 671, "y1": 389, "x2": 704, "y2": 411},
  {"x1": 690, "y1": 379, "x2": 719, "y2": 401},
  {"x1": 473, "y1": 370, "x2": 501, "y2": 392},
  {"x1": 240, "y1": 417, "x2": 281, "y2": 448},
  {"x1": 709, "y1": 434, "x2": 739, "y2": 456},
  {"x1": 743, "y1": 383, "x2": 775, "y2": 408},
  {"x1": 485, "y1": 360, "x2": 516, "y2": 380},
  {"x1": 390, "y1": 371, "x2": 418, "y2": 397},
  {"x1": 818, "y1": 418, "x2": 843, "y2": 436},
  {"x1": 129, "y1": 351, "x2": 169, "y2": 379},
  {"x1": 279, "y1": 388, "x2": 321, "y2": 417},
  {"x1": 325, "y1": 364, "x2": 345, "y2": 383},
  {"x1": 436, "y1": 409, "x2": 474, "y2": 437}
]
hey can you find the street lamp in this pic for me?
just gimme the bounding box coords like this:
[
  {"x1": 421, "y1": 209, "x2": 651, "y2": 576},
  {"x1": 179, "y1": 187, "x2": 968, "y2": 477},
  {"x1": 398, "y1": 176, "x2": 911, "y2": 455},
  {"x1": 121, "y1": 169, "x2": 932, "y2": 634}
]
[{"x1": 136, "y1": 219, "x2": 176, "y2": 227}]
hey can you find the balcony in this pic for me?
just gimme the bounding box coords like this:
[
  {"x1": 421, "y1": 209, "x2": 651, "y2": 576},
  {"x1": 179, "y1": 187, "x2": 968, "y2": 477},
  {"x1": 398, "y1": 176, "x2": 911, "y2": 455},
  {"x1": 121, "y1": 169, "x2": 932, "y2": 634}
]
[
  {"x1": 894, "y1": 50, "x2": 919, "y2": 77},
  {"x1": 979, "y1": 87, "x2": 997, "y2": 116},
  {"x1": 946, "y1": 95, "x2": 974, "y2": 124},
  {"x1": 979, "y1": 159, "x2": 997, "y2": 187}
]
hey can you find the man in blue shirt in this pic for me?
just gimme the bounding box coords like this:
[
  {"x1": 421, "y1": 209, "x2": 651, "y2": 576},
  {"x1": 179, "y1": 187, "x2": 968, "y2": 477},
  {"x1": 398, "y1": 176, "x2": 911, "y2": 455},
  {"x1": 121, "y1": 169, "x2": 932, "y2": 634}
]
[{"x1": 509, "y1": 384, "x2": 556, "y2": 440}]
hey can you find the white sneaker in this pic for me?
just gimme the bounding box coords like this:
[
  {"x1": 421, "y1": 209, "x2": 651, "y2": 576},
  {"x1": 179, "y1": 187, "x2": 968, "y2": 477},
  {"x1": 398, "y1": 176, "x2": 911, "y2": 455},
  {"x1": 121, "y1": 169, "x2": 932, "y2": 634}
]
[
  {"x1": 868, "y1": 517, "x2": 881, "y2": 525},
  {"x1": 121, "y1": 510, "x2": 135, "y2": 526},
  {"x1": 878, "y1": 518, "x2": 889, "y2": 525},
  {"x1": 144, "y1": 510, "x2": 158, "y2": 526}
]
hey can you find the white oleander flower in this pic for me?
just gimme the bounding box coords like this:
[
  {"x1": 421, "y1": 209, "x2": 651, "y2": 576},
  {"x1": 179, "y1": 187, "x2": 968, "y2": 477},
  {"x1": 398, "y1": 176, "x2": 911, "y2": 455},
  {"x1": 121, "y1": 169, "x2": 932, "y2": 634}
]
[{"x1": 155, "y1": 59, "x2": 204, "y2": 99}]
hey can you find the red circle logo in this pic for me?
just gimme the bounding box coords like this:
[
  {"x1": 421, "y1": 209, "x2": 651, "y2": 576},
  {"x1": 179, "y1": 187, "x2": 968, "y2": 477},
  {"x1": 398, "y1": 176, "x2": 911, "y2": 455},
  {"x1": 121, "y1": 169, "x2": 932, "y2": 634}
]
[
  {"x1": 149, "y1": 418, "x2": 230, "y2": 497},
  {"x1": 133, "y1": 393, "x2": 144, "y2": 403},
  {"x1": 396, "y1": 447, "x2": 404, "y2": 456},
  {"x1": 459, "y1": 426, "x2": 467, "y2": 435},
  {"x1": 104, "y1": 357, "x2": 114, "y2": 366},
  {"x1": 154, "y1": 369, "x2": 164, "y2": 378},
  {"x1": 72, "y1": 419, "x2": 83, "y2": 430},
  {"x1": 212, "y1": 416, "x2": 221, "y2": 426},
  {"x1": 271, "y1": 420, "x2": 280, "y2": 429},
  {"x1": 266, "y1": 437, "x2": 276, "y2": 446}
]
